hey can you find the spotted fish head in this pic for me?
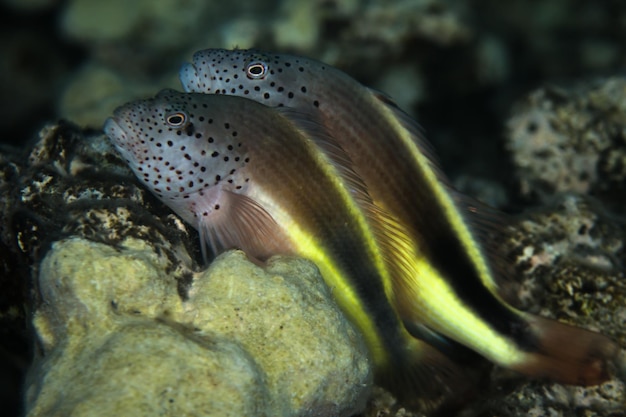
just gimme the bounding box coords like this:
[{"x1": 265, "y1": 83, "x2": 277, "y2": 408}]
[
  {"x1": 180, "y1": 48, "x2": 333, "y2": 111},
  {"x1": 103, "y1": 89, "x2": 251, "y2": 211}
]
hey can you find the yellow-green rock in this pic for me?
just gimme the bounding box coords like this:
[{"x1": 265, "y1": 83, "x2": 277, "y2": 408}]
[{"x1": 25, "y1": 238, "x2": 371, "y2": 417}]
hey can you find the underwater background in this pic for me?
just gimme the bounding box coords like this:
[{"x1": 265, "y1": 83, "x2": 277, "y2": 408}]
[{"x1": 1, "y1": 1, "x2": 626, "y2": 416}]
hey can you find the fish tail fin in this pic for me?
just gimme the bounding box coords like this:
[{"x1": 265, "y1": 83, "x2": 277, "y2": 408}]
[
  {"x1": 510, "y1": 313, "x2": 619, "y2": 386},
  {"x1": 379, "y1": 335, "x2": 490, "y2": 414}
]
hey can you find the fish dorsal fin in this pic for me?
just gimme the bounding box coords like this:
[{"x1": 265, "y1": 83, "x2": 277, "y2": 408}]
[
  {"x1": 196, "y1": 189, "x2": 290, "y2": 263},
  {"x1": 274, "y1": 106, "x2": 373, "y2": 207},
  {"x1": 371, "y1": 87, "x2": 519, "y2": 296},
  {"x1": 449, "y1": 189, "x2": 521, "y2": 298},
  {"x1": 368, "y1": 87, "x2": 399, "y2": 107},
  {"x1": 368, "y1": 87, "x2": 448, "y2": 184}
]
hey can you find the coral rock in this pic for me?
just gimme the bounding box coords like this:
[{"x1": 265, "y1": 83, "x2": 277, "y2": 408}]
[{"x1": 25, "y1": 238, "x2": 371, "y2": 417}]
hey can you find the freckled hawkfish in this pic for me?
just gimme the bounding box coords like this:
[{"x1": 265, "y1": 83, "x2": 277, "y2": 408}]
[
  {"x1": 179, "y1": 48, "x2": 619, "y2": 390},
  {"x1": 104, "y1": 90, "x2": 485, "y2": 413}
]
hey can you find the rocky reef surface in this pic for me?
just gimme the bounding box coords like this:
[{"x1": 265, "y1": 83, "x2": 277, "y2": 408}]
[{"x1": 2, "y1": 0, "x2": 626, "y2": 416}]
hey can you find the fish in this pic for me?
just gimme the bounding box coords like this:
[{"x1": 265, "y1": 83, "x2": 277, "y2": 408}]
[
  {"x1": 179, "y1": 48, "x2": 619, "y2": 387},
  {"x1": 104, "y1": 90, "x2": 486, "y2": 413}
]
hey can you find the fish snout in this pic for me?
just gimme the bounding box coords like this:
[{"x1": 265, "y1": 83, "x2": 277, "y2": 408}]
[
  {"x1": 103, "y1": 117, "x2": 124, "y2": 142},
  {"x1": 179, "y1": 62, "x2": 210, "y2": 93}
]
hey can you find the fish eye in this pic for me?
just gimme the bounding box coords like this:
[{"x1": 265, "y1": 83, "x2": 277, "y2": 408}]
[
  {"x1": 166, "y1": 112, "x2": 187, "y2": 127},
  {"x1": 246, "y1": 61, "x2": 268, "y2": 79}
]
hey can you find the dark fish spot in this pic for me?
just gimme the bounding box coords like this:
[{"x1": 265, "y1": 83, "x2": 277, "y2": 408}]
[
  {"x1": 212, "y1": 151, "x2": 219, "y2": 157},
  {"x1": 167, "y1": 140, "x2": 173, "y2": 147},
  {"x1": 195, "y1": 133, "x2": 202, "y2": 138},
  {"x1": 288, "y1": 92, "x2": 294, "y2": 99},
  {"x1": 301, "y1": 86, "x2": 307, "y2": 93},
  {"x1": 264, "y1": 92, "x2": 270, "y2": 99},
  {"x1": 313, "y1": 100, "x2": 320, "y2": 107},
  {"x1": 214, "y1": 204, "x2": 220, "y2": 210}
]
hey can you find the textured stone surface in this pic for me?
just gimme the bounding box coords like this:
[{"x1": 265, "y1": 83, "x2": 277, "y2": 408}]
[
  {"x1": 25, "y1": 238, "x2": 371, "y2": 417},
  {"x1": 477, "y1": 194, "x2": 626, "y2": 417},
  {"x1": 506, "y1": 77, "x2": 626, "y2": 203}
]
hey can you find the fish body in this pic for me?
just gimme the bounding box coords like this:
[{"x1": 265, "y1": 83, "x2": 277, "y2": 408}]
[
  {"x1": 179, "y1": 49, "x2": 618, "y2": 386},
  {"x1": 104, "y1": 90, "x2": 476, "y2": 412}
]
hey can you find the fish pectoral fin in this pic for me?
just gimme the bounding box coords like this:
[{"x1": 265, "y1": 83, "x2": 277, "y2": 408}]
[
  {"x1": 198, "y1": 190, "x2": 290, "y2": 262},
  {"x1": 381, "y1": 335, "x2": 491, "y2": 415},
  {"x1": 366, "y1": 201, "x2": 422, "y2": 289}
]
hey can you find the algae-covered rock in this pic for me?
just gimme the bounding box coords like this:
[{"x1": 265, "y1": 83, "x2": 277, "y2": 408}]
[
  {"x1": 506, "y1": 77, "x2": 626, "y2": 203},
  {"x1": 479, "y1": 194, "x2": 626, "y2": 416},
  {"x1": 25, "y1": 238, "x2": 371, "y2": 417}
]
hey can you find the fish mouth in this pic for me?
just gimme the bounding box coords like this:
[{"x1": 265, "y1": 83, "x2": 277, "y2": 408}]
[
  {"x1": 103, "y1": 112, "x2": 132, "y2": 147},
  {"x1": 179, "y1": 61, "x2": 212, "y2": 93}
]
